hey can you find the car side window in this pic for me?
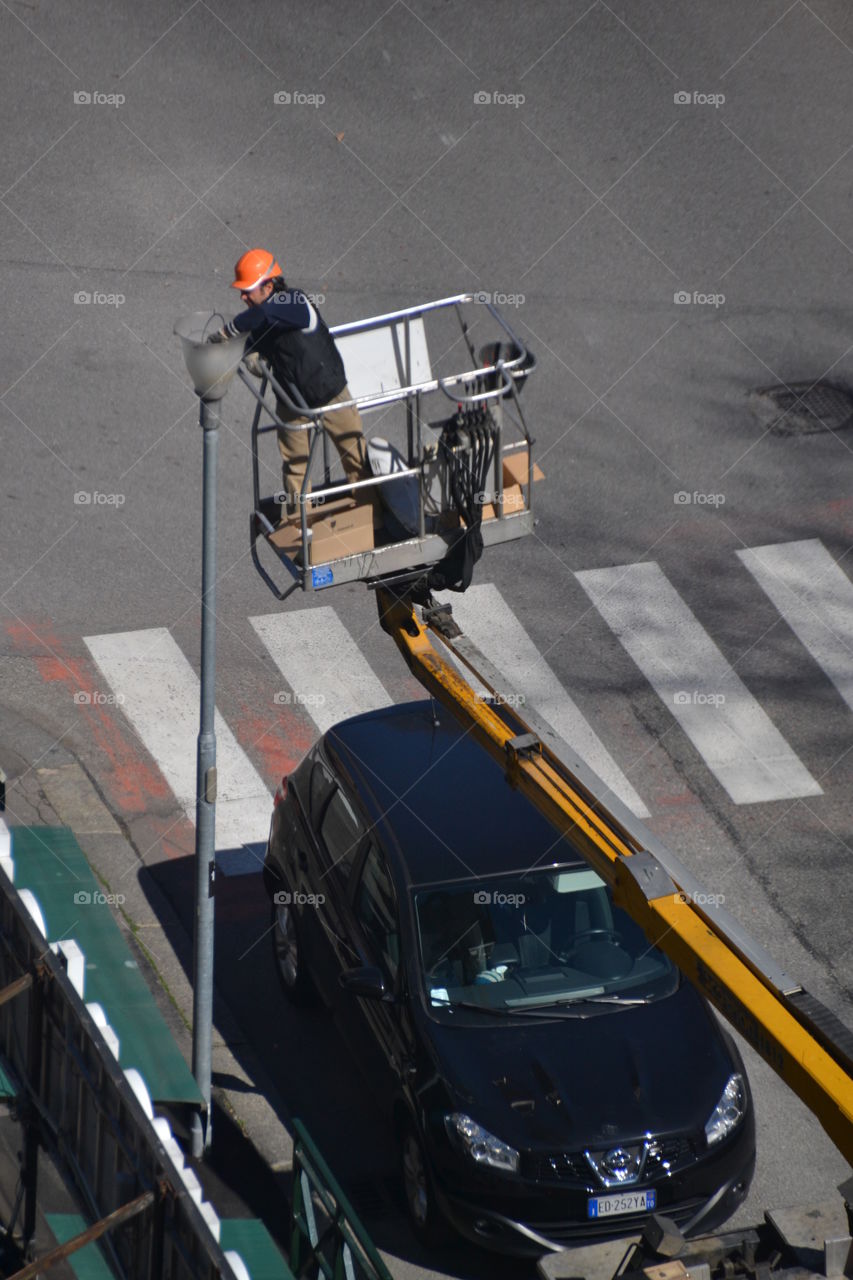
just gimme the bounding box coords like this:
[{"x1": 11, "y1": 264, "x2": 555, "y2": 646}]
[
  {"x1": 309, "y1": 760, "x2": 335, "y2": 823},
  {"x1": 354, "y1": 843, "x2": 400, "y2": 982},
  {"x1": 319, "y1": 784, "x2": 365, "y2": 882}
]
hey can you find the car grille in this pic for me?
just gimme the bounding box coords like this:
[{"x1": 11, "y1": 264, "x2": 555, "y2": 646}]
[
  {"x1": 646, "y1": 1135, "x2": 696, "y2": 1175},
  {"x1": 523, "y1": 1150, "x2": 589, "y2": 1183},
  {"x1": 524, "y1": 1135, "x2": 697, "y2": 1186}
]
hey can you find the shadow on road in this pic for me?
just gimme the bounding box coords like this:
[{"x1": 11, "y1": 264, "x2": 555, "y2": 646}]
[{"x1": 136, "y1": 854, "x2": 541, "y2": 1279}]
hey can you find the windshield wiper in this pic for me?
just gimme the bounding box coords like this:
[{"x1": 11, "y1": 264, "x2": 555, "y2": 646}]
[
  {"x1": 434, "y1": 1000, "x2": 555, "y2": 1019},
  {"x1": 432, "y1": 994, "x2": 650, "y2": 1017},
  {"x1": 559, "y1": 993, "x2": 649, "y2": 1006},
  {"x1": 502, "y1": 993, "x2": 651, "y2": 1013}
]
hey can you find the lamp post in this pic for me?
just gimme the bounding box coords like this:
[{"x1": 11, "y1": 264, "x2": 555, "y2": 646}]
[{"x1": 174, "y1": 314, "x2": 247, "y2": 1156}]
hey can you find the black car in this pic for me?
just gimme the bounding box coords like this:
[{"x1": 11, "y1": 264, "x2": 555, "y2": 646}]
[{"x1": 263, "y1": 702, "x2": 755, "y2": 1256}]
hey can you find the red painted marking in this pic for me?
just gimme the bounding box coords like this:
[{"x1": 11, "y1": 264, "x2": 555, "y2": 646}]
[
  {"x1": 232, "y1": 706, "x2": 315, "y2": 788},
  {"x1": 153, "y1": 816, "x2": 196, "y2": 864},
  {"x1": 6, "y1": 619, "x2": 171, "y2": 814},
  {"x1": 654, "y1": 792, "x2": 697, "y2": 808}
]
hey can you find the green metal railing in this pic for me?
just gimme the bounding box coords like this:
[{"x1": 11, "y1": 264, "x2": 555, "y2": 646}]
[{"x1": 290, "y1": 1118, "x2": 393, "y2": 1280}]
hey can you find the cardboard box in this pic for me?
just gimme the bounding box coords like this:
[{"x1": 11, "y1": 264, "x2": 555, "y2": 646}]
[
  {"x1": 480, "y1": 483, "x2": 524, "y2": 522},
  {"x1": 268, "y1": 495, "x2": 355, "y2": 541},
  {"x1": 502, "y1": 448, "x2": 544, "y2": 488},
  {"x1": 310, "y1": 498, "x2": 374, "y2": 562},
  {"x1": 268, "y1": 496, "x2": 374, "y2": 563}
]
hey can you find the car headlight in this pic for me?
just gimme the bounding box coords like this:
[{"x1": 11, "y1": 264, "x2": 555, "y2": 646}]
[
  {"x1": 445, "y1": 1113, "x2": 519, "y2": 1174},
  {"x1": 705, "y1": 1073, "x2": 746, "y2": 1145}
]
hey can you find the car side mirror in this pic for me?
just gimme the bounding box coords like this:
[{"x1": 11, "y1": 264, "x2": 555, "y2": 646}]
[{"x1": 339, "y1": 965, "x2": 393, "y2": 1001}]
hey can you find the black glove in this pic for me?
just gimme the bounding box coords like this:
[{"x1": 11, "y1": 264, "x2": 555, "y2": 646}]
[{"x1": 206, "y1": 328, "x2": 228, "y2": 344}]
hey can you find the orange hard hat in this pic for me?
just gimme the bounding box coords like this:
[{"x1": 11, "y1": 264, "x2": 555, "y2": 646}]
[{"x1": 231, "y1": 247, "x2": 282, "y2": 291}]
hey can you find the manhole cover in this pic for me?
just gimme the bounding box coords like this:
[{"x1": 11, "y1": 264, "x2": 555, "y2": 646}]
[{"x1": 748, "y1": 381, "x2": 853, "y2": 436}]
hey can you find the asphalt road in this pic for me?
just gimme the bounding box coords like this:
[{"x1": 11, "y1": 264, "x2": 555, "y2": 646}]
[{"x1": 2, "y1": 2, "x2": 853, "y2": 1276}]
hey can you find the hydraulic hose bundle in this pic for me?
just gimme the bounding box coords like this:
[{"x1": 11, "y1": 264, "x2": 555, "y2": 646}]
[{"x1": 428, "y1": 405, "x2": 497, "y2": 593}]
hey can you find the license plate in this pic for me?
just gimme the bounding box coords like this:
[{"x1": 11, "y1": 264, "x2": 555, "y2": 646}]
[{"x1": 588, "y1": 1189, "x2": 656, "y2": 1219}]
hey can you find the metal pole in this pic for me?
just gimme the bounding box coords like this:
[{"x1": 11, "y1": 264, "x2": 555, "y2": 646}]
[{"x1": 191, "y1": 396, "x2": 218, "y2": 1157}]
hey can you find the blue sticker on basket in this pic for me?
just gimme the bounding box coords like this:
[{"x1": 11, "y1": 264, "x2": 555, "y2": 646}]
[{"x1": 312, "y1": 566, "x2": 334, "y2": 588}]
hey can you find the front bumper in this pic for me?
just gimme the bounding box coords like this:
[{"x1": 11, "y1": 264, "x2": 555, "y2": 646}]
[{"x1": 432, "y1": 1145, "x2": 755, "y2": 1259}]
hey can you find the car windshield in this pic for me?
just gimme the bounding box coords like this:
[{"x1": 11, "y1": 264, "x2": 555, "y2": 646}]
[{"x1": 414, "y1": 867, "x2": 678, "y2": 1013}]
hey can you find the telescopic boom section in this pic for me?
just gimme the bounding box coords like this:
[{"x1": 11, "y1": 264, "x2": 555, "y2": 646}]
[{"x1": 376, "y1": 587, "x2": 853, "y2": 1167}]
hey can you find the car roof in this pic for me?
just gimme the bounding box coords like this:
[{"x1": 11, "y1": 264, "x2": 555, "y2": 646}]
[{"x1": 322, "y1": 700, "x2": 585, "y2": 888}]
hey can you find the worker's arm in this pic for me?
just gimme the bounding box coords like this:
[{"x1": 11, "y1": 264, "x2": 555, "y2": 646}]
[{"x1": 207, "y1": 291, "x2": 315, "y2": 342}]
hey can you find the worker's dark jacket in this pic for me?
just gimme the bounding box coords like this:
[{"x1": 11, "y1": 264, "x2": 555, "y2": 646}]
[{"x1": 224, "y1": 286, "x2": 346, "y2": 410}]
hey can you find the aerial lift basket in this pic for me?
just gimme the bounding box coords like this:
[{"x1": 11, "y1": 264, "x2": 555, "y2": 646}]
[{"x1": 240, "y1": 294, "x2": 541, "y2": 600}]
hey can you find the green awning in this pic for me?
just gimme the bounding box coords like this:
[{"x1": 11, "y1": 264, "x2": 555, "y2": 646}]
[
  {"x1": 11, "y1": 827, "x2": 202, "y2": 1107},
  {"x1": 45, "y1": 1214, "x2": 113, "y2": 1280},
  {"x1": 220, "y1": 1220, "x2": 295, "y2": 1279}
]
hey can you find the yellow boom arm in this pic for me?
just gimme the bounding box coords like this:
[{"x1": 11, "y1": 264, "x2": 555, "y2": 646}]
[{"x1": 377, "y1": 587, "x2": 853, "y2": 1166}]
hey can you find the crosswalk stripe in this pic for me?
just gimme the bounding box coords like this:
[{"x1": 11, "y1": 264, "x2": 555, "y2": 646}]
[
  {"x1": 249, "y1": 607, "x2": 393, "y2": 734},
  {"x1": 738, "y1": 539, "x2": 853, "y2": 714},
  {"x1": 437, "y1": 584, "x2": 650, "y2": 818},
  {"x1": 84, "y1": 628, "x2": 270, "y2": 875},
  {"x1": 575, "y1": 561, "x2": 822, "y2": 805}
]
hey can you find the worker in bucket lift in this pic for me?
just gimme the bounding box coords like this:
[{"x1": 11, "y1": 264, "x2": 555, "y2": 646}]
[{"x1": 207, "y1": 248, "x2": 369, "y2": 517}]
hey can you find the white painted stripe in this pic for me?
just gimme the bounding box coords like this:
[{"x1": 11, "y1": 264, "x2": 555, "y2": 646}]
[
  {"x1": 436, "y1": 584, "x2": 650, "y2": 818},
  {"x1": 575, "y1": 562, "x2": 821, "y2": 804},
  {"x1": 84, "y1": 629, "x2": 270, "y2": 874},
  {"x1": 738, "y1": 539, "x2": 853, "y2": 713},
  {"x1": 249, "y1": 607, "x2": 392, "y2": 734},
  {"x1": 0, "y1": 817, "x2": 13, "y2": 882}
]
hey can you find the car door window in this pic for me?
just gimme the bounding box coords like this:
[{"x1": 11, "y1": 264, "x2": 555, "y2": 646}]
[
  {"x1": 309, "y1": 759, "x2": 336, "y2": 823},
  {"x1": 354, "y1": 844, "x2": 400, "y2": 982},
  {"x1": 319, "y1": 784, "x2": 365, "y2": 882}
]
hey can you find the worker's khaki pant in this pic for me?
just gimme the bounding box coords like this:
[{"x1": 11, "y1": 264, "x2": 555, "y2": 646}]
[{"x1": 276, "y1": 386, "x2": 368, "y2": 515}]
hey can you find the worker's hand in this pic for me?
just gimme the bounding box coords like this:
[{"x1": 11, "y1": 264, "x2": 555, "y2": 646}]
[
  {"x1": 206, "y1": 328, "x2": 228, "y2": 344},
  {"x1": 243, "y1": 352, "x2": 265, "y2": 378}
]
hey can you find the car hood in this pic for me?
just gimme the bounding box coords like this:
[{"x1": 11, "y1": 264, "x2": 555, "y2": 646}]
[{"x1": 421, "y1": 985, "x2": 737, "y2": 1151}]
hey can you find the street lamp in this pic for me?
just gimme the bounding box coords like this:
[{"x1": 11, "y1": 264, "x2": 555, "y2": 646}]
[{"x1": 174, "y1": 312, "x2": 247, "y2": 1155}]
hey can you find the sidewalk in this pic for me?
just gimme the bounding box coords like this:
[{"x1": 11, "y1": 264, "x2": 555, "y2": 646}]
[{"x1": 0, "y1": 710, "x2": 294, "y2": 1184}]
